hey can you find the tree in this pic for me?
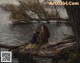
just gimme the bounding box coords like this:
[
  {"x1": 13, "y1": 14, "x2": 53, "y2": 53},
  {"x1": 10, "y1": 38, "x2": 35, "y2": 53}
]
[
  {"x1": 61, "y1": 0, "x2": 80, "y2": 63},
  {"x1": 62, "y1": 0, "x2": 80, "y2": 49},
  {"x1": 0, "y1": 0, "x2": 68, "y2": 24}
]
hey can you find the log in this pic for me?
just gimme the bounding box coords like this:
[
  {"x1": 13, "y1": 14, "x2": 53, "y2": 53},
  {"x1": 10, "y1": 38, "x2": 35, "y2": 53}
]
[
  {"x1": 13, "y1": 38, "x2": 75, "y2": 57},
  {"x1": 0, "y1": 44, "x2": 18, "y2": 49},
  {"x1": 0, "y1": 35, "x2": 75, "y2": 57},
  {"x1": 0, "y1": 43, "x2": 28, "y2": 49}
]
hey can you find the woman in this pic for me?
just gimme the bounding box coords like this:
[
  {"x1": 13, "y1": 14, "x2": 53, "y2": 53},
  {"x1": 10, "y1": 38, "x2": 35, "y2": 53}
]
[
  {"x1": 31, "y1": 24, "x2": 50, "y2": 45},
  {"x1": 31, "y1": 30, "x2": 39, "y2": 44},
  {"x1": 37, "y1": 24, "x2": 50, "y2": 45}
]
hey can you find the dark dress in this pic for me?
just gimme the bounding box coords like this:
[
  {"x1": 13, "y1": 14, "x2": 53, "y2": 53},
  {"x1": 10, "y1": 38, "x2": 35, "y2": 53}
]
[
  {"x1": 37, "y1": 31, "x2": 50, "y2": 45},
  {"x1": 31, "y1": 32, "x2": 39, "y2": 44}
]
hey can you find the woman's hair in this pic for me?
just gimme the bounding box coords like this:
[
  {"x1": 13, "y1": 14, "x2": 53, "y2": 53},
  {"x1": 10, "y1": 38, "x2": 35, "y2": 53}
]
[
  {"x1": 42, "y1": 24, "x2": 50, "y2": 38},
  {"x1": 35, "y1": 23, "x2": 50, "y2": 38}
]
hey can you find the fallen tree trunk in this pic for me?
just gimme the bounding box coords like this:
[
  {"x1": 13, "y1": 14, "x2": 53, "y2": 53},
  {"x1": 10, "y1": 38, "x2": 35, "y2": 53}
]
[
  {"x1": 12, "y1": 35, "x2": 75, "y2": 57},
  {"x1": 0, "y1": 43, "x2": 28, "y2": 49},
  {"x1": 0, "y1": 35, "x2": 75, "y2": 57},
  {"x1": 13, "y1": 41, "x2": 75, "y2": 57}
]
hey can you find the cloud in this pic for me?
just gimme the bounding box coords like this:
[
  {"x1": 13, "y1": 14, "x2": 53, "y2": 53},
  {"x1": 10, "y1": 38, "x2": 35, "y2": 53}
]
[{"x1": 0, "y1": 0, "x2": 20, "y2": 5}]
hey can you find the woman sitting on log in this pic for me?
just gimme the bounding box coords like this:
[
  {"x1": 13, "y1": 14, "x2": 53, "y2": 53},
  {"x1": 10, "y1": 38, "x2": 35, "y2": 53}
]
[{"x1": 31, "y1": 24, "x2": 50, "y2": 45}]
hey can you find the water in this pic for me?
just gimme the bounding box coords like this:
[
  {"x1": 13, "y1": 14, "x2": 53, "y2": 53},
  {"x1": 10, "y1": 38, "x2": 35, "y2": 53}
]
[
  {"x1": 0, "y1": 8, "x2": 74, "y2": 63},
  {"x1": 0, "y1": 22, "x2": 73, "y2": 46}
]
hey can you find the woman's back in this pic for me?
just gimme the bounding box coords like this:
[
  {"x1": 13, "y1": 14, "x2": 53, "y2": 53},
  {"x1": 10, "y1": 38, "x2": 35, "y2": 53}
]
[{"x1": 37, "y1": 24, "x2": 50, "y2": 45}]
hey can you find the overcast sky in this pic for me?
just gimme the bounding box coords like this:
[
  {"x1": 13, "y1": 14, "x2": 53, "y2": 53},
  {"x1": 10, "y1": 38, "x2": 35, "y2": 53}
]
[
  {"x1": 0, "y1": 0, "x2": 20, "y2": 5},
  {"x1": 0, "y1": 0, "x2": 62, "y2": 5}
]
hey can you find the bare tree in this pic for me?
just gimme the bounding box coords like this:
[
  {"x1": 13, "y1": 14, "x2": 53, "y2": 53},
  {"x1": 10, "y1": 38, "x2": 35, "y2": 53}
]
[
  {"x1": 0, "y1": 0, "x2": 68, "y2": 24},
  {"x1": 62, "y1": 0, "x2": 80, "y2": 49}
]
